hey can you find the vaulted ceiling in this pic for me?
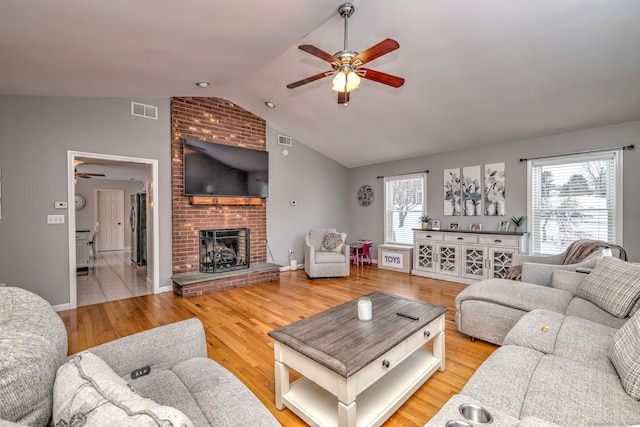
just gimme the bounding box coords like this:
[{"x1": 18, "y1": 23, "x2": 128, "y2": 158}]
[{"x1": 2, "y1": 1, "x2": 640, "y2": 167}]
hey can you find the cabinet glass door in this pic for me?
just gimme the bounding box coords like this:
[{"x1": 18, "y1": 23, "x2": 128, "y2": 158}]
[
  {"x1": 489, "y1": 248, "x2": 516, "y2": 278},
  {"x1": 462, "y1": 245, "x2": 486, "y2": 280},
  {"x1": 416, "y1": 242, "x2": 435, "y2": 271},
  {"x1": 436, "y1": 244, "x2": 458, "y2": 276}
]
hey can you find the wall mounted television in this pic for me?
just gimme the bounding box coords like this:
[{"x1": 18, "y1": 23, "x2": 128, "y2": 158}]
[{"x1": 183, "y1": 138, "x2": 269, "y2": 198}]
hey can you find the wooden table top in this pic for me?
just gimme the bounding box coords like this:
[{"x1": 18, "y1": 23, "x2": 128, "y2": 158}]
[{"x1": 268, "y1": 292, "x2": 447, "y2": 377}]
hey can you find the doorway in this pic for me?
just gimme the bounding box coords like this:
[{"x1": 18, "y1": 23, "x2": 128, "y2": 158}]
[{"x1": 67, "y1": 151, "x2": 159, "y2": 309}]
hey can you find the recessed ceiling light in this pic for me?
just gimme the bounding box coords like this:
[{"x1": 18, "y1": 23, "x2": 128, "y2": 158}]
[
  {"x1": 265, "y1": 101, "x2": 276, "y2": 108},
  {"x1": 195, "y1": 82, "x2": 210, "y2": 88}
]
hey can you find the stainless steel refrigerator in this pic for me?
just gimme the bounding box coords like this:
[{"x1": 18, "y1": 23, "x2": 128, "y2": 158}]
[{"x1": 130, "y1": 193, "x2": 147, "y2": 266}]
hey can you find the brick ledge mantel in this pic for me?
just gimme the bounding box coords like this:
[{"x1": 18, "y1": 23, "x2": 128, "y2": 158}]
[{"x1": 172, "y1": 263, "x2": 281, "y2": 298}]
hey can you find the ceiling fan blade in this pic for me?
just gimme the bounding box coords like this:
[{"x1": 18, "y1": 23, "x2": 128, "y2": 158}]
[
  {"x1": 287, "y1": 71, "x2": 333, "y2": 89},
  {"x1": 76, "y1": 172, "x2": 106, "y2": 178},
  {"x1": 298, "y1": 45, "x2": 339, "y2": 64},
  {"x1": 337, "y1": 91, "x2": 350, "y2": 104},
  {"x1": 352, "y1": 38, "x2": 400, "y2": 66},
  {"x1": 360, "y1": 68, "x2": 405, "y2": 88}
]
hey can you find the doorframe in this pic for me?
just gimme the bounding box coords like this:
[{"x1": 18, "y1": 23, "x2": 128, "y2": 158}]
[{"x1": 67, "y1": 151, "x2": 159, "y2": 309}]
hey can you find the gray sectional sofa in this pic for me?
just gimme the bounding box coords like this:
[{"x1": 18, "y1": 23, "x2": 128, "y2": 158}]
[
  {"x1": 0, "y1": 286, "x2": 280, "y2": 427},
  {"x1": 426, "y1": 256, "x2": 640, "y2": 426}
]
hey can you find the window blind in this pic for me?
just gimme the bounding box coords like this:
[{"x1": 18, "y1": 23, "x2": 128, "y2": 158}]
[
  {"x1": 529, "y1": 150, "x2": 620, "y2": 255},
  {"x1": 384, "y1": 173, "x2": 426, "y2": 245}
]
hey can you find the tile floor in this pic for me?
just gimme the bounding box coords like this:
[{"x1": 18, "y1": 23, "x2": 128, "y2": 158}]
[{"x1": 77, "y1": 249, "x2": 151, "y2": 307}]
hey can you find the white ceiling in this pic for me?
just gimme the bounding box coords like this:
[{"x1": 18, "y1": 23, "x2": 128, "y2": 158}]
[{"x1": 2, "y1": 1, "x2": 640, "y2": 167}]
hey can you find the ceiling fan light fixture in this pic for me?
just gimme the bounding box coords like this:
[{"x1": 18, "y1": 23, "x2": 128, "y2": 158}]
[{"x1": 331, "y1": 70, "x2": 360, "y2": 92}]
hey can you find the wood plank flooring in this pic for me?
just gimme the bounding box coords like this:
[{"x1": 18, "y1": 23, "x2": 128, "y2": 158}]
[{"x1": 58, "y1": 266, "x2": 497, "y2": 426}]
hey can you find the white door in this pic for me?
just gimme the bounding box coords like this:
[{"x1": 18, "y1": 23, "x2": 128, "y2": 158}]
[{"x1": 97, "y1": 190, "x2": 125, "y2": 251}]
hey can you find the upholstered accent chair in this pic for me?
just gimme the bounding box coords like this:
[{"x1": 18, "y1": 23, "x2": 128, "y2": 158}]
[{"x1": 304, "y1": 228, "x2": 350, "y2": 278}]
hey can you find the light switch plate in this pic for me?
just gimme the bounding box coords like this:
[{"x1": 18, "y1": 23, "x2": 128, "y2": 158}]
[{"x1": 55, "y1": 201, "x2": 68, "y2": 209}]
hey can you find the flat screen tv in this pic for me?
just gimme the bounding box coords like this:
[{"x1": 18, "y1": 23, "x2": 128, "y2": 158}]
[{"x1": 183, "y1": 138, "x2": 269, "y2": 198}]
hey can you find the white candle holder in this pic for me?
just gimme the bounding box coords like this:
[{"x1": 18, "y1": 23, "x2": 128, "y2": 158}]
[{"x1": 358, "y1": 297, "x2": 372, "y2": 321}]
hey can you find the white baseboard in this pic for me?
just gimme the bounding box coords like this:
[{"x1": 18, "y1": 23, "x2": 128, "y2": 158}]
[
  {"x1": 157, "y1": 285, "x2": 173, "y2": 294},
  {"x1": 280, "y1": 263, "x2": 304, "y2": 272},
  {"x1": 53, "y1": 303, "x2": 71, "y2": 312}
]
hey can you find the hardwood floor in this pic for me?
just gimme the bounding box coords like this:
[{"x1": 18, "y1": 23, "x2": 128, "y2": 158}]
[{"x1": 58, "y1": 266, "x2": 497, "y2": 426}]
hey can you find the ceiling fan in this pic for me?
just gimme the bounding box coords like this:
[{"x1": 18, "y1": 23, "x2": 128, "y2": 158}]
[
  {"x1": 287, "y1": 3, "x2": 405, "y2": 105},
  {"x1": 75, "y1": 169, "x2": 105, "y2": 179},
  {"x1": 74, "y1": 160, "x2": 105, "y2": 179}
]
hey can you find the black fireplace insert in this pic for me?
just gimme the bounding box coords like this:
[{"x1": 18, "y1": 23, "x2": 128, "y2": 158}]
[{"x1": 199, "y1": 228, "x2": 249, "y2": 273}]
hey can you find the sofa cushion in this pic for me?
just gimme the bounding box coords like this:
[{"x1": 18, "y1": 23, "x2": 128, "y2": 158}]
[
  {"x1": 54, "y1": 352, "x2": 193, "y2": 427},
  {"x1": 0, "y1": 287, "x2": 68, "y2": 426},
  {"x1": 564, "y1": 297, "x2": 628, "y2": 329},
  {"x1": 609, "y1": 312, "x2": 640, "y2": 400},
  {"x1": 503, "y1": 309, "x2": 565, "y2": 355},
  {"x1": 315, "y1": 250, "x2": 347, "y2": 264},
  {"x1": 577, "y1": 257, "x2": 640, "y2": 318},
  {"x1": 319, "y1": 231, "x2": 347, "y2": 252},
  {"x1": 461, "y1": 345, "x2": 544, "y2": 418},
  {"x1": 308, "y1": 228, "x2": 335, "y2": 250},
  {"x1": 505, "y1": 310, "x2": 618, "y2": 374},
  {"x1": 520, "y1": 354, "x2": 640, "y2": 426},
  {"x1": 132, "y1": 357, "x2": 281, "y2": 427}
]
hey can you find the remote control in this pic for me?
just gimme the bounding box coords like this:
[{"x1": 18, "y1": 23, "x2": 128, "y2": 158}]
[{"x1": 396, "y1": 312, "x2": 419, "y2": 321}]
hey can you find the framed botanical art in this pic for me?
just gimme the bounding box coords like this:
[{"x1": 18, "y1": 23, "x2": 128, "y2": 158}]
[
  {"x1": 462, "y1": 165, "x2": 481, "y2": 216},
  {"x1": 444, "y1": 168, "x2": 461, "y2": 216},
  {"x1": 484, "y1": 163, "x2": 505, "y2": 216}
]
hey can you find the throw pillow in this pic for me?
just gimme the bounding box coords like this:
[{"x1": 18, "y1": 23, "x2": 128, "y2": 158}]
[
  {"x1": 577, "y1": 257, "x2": 640, "y2": 318},
  {"x1": 54, "y1": 352, "x2": 193, "y2": 427},
  {"x1": 609, "y1": 312, "x2": 640, "y2": 400},
  {"x1": 319, "y1": 232, "x2": 347, "y2": 252}
]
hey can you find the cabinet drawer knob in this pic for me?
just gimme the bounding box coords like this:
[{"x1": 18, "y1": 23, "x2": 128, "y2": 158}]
[
  {"x1": 457, "y1": 237, "x2": 464, "y2": 240},
  {"x1": 382, "y1": 359, "x2": 390, "y2": 368},
  {"x1": 424, "y1": 330, "x2": 431, "y2": 338},
  {"x1": 426, "y1": 235, "x2": 432, "y2": 238},
  {"x1": 494, "y1": 239, "x2": 502, "y2": 243}
]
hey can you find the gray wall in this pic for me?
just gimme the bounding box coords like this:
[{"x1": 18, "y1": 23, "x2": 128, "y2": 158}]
[
  {"x1": 348, "y1": 120, "x2": 640, "y2": 262},
  {"x1": 2, "y1": 95, "x2": 637, "y2": 307},
  {"x1": 75, "y1": 179, "x2": 145, "y2": 249},
  {"x1": 0, "y1": 96, "x2": 171, "y2": 305},
  {"x1": 266, "y1": 125, "x2": 351, "y2": 267}
]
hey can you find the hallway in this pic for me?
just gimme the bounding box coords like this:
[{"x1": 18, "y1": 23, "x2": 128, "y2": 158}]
[{"x1": 77, "y1": 249, "x2": 150, "y2": 307}]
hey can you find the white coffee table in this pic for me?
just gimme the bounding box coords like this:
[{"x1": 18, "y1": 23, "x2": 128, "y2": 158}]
[{"x1": 268, "y1": 292, "x2": 447, "y2": 427}]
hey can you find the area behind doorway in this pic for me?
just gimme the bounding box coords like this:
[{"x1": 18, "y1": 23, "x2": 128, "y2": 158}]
[
  {"x1": 77, "y1": 249, "x2": 149, "y2": 306},
  {"x1": 68, "y1": 150, "x2": 159, "y2": 310}
]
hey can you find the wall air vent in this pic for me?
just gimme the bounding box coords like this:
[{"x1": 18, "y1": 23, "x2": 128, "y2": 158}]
[
  {"x1": 278, "y1": 135, "x2": 292, "y2": 147},
  {"x1": 131, "y1": 102, "x2": 158, "y2": 120}
]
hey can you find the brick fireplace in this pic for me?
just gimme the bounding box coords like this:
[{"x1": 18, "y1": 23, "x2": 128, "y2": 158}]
[{"x1": 170, "y1": 97, "x2": 279, "y2": 297}]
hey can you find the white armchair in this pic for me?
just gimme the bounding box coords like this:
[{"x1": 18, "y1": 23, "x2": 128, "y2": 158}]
[
  {"x1": 304, "y1": 228, "x2": 350, "y2": 279},
  {"x1": 512, "y1": 239, "x2": 625, "y2": 286}
]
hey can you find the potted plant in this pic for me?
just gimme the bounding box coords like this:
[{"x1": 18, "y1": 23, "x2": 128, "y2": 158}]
[
  {"x1": 420, "y1": 214, "x2": 433, "y2": 230},
  {"x1": 511, "y1": 215, "x2": 526, "y2": 232}
]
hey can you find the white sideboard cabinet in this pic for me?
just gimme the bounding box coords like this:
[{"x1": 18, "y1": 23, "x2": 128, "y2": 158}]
[{"x1": 412, "y1": 229, "x2": 528, "y2": 284}]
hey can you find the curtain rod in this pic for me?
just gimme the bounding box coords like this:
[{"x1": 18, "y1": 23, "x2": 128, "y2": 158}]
[
  {"x1": 519, "y1": 144, "x2": 634, "y2": 162},
  {"x1": 377, "y1": 170, "x2": 429, "y2": 179}
]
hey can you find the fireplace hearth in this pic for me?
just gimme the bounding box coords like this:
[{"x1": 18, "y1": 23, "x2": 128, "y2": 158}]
[{"x1": 200, "y1": 228, "x2": 249, "y2": 274}]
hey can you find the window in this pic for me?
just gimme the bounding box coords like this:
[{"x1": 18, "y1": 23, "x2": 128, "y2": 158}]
[
  {"x1": 384, "y1": 173, "x2": 426, "y2": 245},
  {"x1": 527, "y1": 150, "x2": 622, "y2": 255}
]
